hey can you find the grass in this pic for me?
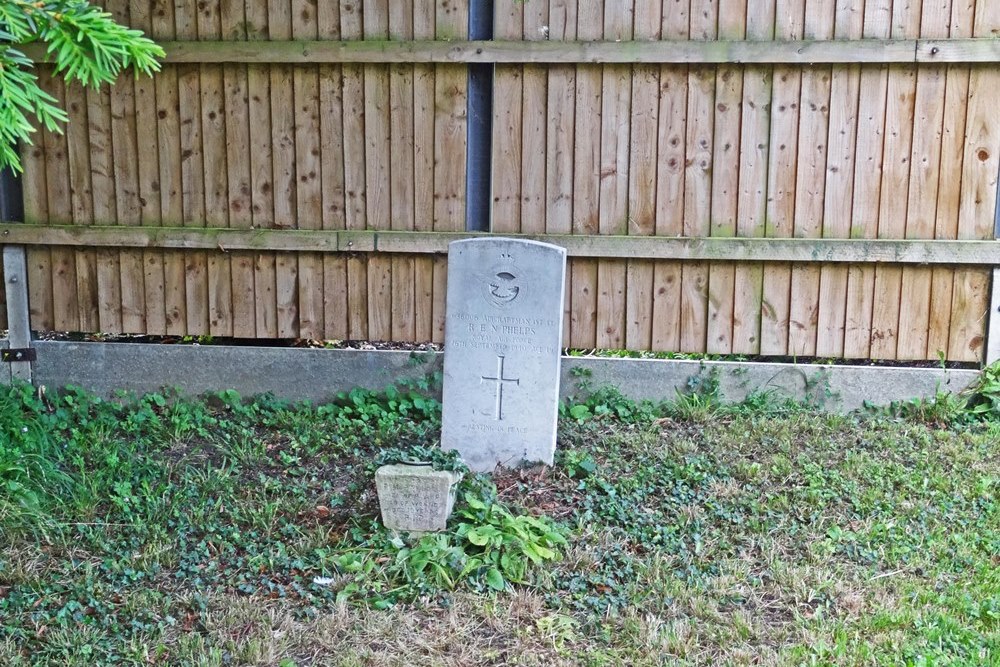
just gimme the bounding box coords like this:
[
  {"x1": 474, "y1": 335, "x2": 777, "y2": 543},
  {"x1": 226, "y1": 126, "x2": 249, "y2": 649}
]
[{"x1": 1, "y1": 375, "x2": 998, "y2": 666}]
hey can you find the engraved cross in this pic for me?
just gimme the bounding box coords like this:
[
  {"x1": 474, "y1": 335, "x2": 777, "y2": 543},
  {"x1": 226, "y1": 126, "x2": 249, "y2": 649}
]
[{"x1": 480, "y1": 355, "x2": 519, "y2": 421}]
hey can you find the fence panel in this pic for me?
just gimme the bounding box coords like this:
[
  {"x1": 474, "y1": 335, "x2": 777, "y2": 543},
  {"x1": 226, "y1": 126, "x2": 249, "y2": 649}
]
[
  {"x1": 8, "y1": 0, "x2": 999, "y2": 363},
  {"x1": 481, "y1": 0, "x2": 997, "y2": 361}
]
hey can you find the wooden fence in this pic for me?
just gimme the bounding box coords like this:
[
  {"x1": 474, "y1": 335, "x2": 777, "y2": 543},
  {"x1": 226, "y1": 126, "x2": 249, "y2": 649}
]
[{"x1": 3, "y1": 0, "x2": 1000, "y2": 363}]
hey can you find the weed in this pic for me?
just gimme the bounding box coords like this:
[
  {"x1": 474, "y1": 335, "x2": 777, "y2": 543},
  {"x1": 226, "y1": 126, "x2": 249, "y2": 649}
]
[
  {"x1": 327, "y1": 477, "x2": 569, "y2": 608},
  {"x1": 659, "y1": 367, "x2": 722, "y2": 421},
  {"x1": 804, "y1": 367, "x2": 838, "y2": 408},
  {"x1": 562, "y1": 384, "x2": 659, "y2": 423},
  {"x1": 874, "y1": 389, "x2": 971, "y2": 427},
  {"x1": 870, "y1": 365, "x2": 1000, "y2": 428},
  {"x1": 373, "y1": 442, "x2": 465, "y2": 472},
  {"x1": 454, "y1": 488, "x2": 568, "y2": 591},
  {"x1": 963, "y1": 361, "x2": 1000, "y2": 420}
]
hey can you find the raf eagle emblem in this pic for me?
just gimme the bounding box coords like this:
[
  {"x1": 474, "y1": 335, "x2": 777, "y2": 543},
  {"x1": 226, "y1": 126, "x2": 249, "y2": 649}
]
[{"x1": 483, "y1": 253, "x2": 521, "y2": 308}]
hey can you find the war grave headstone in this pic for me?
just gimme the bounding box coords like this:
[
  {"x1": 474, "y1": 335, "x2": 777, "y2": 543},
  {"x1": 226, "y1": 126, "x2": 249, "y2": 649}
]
[{"x1": 440, "y1": 238, "x2": 567, "y2": 472}]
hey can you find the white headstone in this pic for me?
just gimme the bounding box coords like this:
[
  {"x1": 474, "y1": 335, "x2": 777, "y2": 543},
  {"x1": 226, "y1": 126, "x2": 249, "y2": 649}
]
[{"x1": 441, "y1": 238, "x2": 567, "y2": 472}]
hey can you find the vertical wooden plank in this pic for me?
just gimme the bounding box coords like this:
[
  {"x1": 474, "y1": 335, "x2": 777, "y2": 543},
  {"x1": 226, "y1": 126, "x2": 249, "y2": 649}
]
[
  {"x1": 26, "y1": 74, "x2": 56, "y2": 335},
  {"x1": 897, "y1": 0, "x2": 951, "y2": 360},
  {"x1": 63, "y1": 80, "x2": 98, "y2": 332},
  {"x1": 51, "y1": 237, "x2": 82, "y2": 330},
  {"x1": 414, "y1": 252, "x2": 435, "y2": 343},
  {"x1": 706, "y1": 0, "x2": 745, "y2": 355},
  {"x1": 680, "y1": 0, "x2": 721, "y2": 354},
  {"x1": 318, "y1": 2, "x2": 347, "y2": 341},
  {"x1": 661, "y1": 0, "x2": 689, "y2": 41},
  {"x1": 433, "y1": 0, "x2": 468, "y2": 234},
  {"x1": 733, "y1": 0, "x2": 776, "y2": 355},
  {"x1": 268, "y1": 0, "x2": 298, "y2": 338},
  {"x1": 20, "y1": 72, "x2": 53, "y2": 332},
  {"x1": 176, "y1": 0, "x2": 207, "y2": 335},
  {"x1": 431, "y1": 255, "x2": 448, "y2": 344},
  {"x1": 219, "y1": 0, "x2": 255, "y2": 338},
  {"x1": 364, "y1": 0, "x2": 393, "y2": 342},
  {"x1": 761, "y1": 0, "x2": 805, "y2": 355},
  {"x1": 42, "y1": 76, "x2": 79, "y2": 333},
  {"x1": 548, "y1": 1, "x2": 577, "y2": 348},
  {"x1": 949, "y1": 270, "x2": 990, "y2": 362},
  {"x1": 789, "y1": 0, "x2": 835, "y2": 357},
  {"x1": 414, "y1": 0, "x2": 436, "y2": 342},
  {"x1": 964, "y1": 2, "x2": 1000, "y2": 239},
  {"x1": 870, "y1": 0, "x2": 920, "y2": 360},
  {"x1": 625, "y1": 0, "x2": 661, "y2": 351},
  {"x1": 13, "y1": 125, "x2": 46, "y2": 225},
  {"x1": 844, "y1": 0, "x2": 892, "y2": 359},
  {"x1": 88, "y1": 76, "x2": 123, "y2": 333},
  {"x1": 245, "y1": 0, "x2": 277, "y2": 338},
  {"x1": 61, "y1": 83, "x2": 90, "y2": 219},
  {"x1": 25, "y1": 243, "x2": 53, "y2": 331},
  {"x1": 680, "y1": 0, "x2": 719, "y2": 354},
  {"x1": 595, "y1": 0, "x2": 632, "y2": 350},
  {"x1": 386, "y1": 233, "x2": 414, "y2": 344},
  {"x1": 389, "y1": 0, "x2": 416, "y2": 342},
  {"x1": 815, "y1": 0, "x2": 863, "y2": 358},
  {"x1": 679, "y1": 66, "x2": 713, "y2": 355},
  {"x1": 548, "y1": 1, "x2": 576, "y2": 349},
  {"x1": 274, "y1": 251, "x2": 298, "y2": 338},
  {"x1": 546, "y1": 0, "x2": 576, "y2": 240},
  {"x1": 928, "y1": 0, "x2": 973, "y2": 360},
  {"x1": 651, "y1": 0, "x2": 690, "y2": 353},
  {"x1": 521, "y1": 3, "x2": 549, "y2": 236},
  {"x1": 433, "y1": 0, "x2": 468, "y2": 344},
  {"x1": 986, "y1": 269, "x2": 1000, "y2": 365},
  {"x1": 492, "y1": 1, "x2": 523, "y2": 234},
  {"x1": 199, "y1": 0, "x2": 231, "y2": 339},
  {"x1": 341, "y1": 0, "x2": 368, "y2": 340},
  {"x1": 950, "y1": 0, "x2": 1000, "y2": 362},
  {"x1": 130, "y1": 0, "x2": 166, "y2": 336},
  {"x1": 152, "y1": 0, "x2": 186, "y2": 336},
  {"x1": 292, "y1": 0, "x2": 325, "y2": 340},
  {"x1": 18, "y1": 90, "x2": 48, "y2": 207},
  {"x1": 106, "y1": 0, "x2": 146, "y2": 335},
  {"x1": 570, "y1": 2, "x2": 604, "y2": 349}
]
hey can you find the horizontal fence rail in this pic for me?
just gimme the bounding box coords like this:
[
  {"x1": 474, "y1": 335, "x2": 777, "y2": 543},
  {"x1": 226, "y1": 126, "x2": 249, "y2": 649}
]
[
  {"x1": 3, "y1": 225, "x2": 999, "y2": 265},
  {"x1": 20, "y1": 38, "x2": 1000, "y2": 65}
]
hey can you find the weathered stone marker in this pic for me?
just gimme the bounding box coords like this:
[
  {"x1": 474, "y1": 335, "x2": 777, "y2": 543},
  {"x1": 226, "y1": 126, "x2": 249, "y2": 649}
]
[
  {"x1": 375, "y1": 464, "x2": 463, "y2": 533},
  {"x1": 441, "y1": 238, "x2": 567, "y2": 472}
]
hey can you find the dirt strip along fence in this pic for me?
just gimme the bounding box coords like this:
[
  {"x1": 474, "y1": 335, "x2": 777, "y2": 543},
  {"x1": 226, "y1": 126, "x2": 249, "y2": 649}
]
[{"x1": 3, "y1": 0, "x2": 1000, "y2": 364}]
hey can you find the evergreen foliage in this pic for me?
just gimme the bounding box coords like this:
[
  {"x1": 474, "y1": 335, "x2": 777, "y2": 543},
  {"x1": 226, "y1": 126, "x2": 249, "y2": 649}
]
[{"x1": 0, "y1": 0, "x2": 163, "y2": 172}]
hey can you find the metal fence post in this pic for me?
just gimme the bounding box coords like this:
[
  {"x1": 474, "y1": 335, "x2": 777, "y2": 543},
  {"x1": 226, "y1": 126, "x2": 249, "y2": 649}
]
[
  {"x1": 1, "y1": 165, "x2": 31, "y2": 383},
  {"x1": 465, "y1": 0, "x2": 494, "y2": 233}
]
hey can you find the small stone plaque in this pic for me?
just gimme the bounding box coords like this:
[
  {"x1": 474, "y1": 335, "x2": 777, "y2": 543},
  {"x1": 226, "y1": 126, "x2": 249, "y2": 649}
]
[
  {"x1": 441, "y1": 238, "x2": 567, "y2": 472},
  {"x1": 375, "y1": 464, "x2": 462, "y2": 533}
]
